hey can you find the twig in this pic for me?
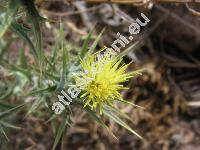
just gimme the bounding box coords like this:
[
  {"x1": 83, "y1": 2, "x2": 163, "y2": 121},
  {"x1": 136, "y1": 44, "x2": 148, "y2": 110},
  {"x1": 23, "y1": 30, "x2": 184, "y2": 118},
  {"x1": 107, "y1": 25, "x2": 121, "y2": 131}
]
[
  {"x1": 186, "y1": 3, "x2": 200, "y2": 16},
  {"x1": 74, "y1": 1, "x2": 94, "y2": 29},
  {"x1": 65, "y1": 21, "x2": 87, "y2": 35},
  {"x1": 188, "y1": 101, "x2": 200, "y2": 107},
  {"x1": 155, "y1": 5, "x2": 200, "y2": 35},
  {"x1": 42, "y1": 5, "x2": 102, "y2": 17}
]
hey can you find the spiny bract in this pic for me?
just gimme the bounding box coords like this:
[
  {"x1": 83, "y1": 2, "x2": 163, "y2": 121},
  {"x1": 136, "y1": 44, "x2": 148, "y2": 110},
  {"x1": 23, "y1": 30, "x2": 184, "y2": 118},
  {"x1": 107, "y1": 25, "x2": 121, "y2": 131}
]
[{"x1": 74, "y1": 51, "x2": 141, "y2": 114}]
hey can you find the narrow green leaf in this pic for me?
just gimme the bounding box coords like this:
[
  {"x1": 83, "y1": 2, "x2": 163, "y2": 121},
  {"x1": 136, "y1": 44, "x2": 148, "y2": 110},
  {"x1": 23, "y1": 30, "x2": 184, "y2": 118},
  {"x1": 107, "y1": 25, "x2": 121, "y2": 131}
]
[
  {"x1": 80, "y1": 29, "x2": 94, "y2": 59},
  {"x1": 88, "y1": 28, "x2": 105, "y2": 54},
  {"x1": 11, "y1": 22, "x2": 37, "y2": 57},
  {"x1": 52, "y1": 117, "x2": 69, "y2": 150},
  {"x1": 117, "y1": 41, "x2": 139, "y2": 59},
  {"x1": 51, "y1": 40, "x2": 60, "y2": 66},
  {"x1": 22, "y1": 0, "x2": 43, "y2": 62},
  {"x1": 57, "y1": 23, "x2": 69, "y2": 90},
  {"x1": 30, "y1": 65, "x2": 59, "y2": 81},
  {"x1": 0, "y1": 103, "x2": 27, "y2": 120},
  {"x1": 0, "y1": 38, "x2": 13, "y2": 59},
  {"x1": 1, "y1": 121, "x2": 21, "y2": 130},
  {"x1": 81, "y1": 101, "x2": 117, "y2": 139},
  {"x1": 44, "y1": 56, "x2": 55, "y2": 71},
  {"x1": 19, "y1": 48, "x2": 27, "y2": 69},
  {"x1": 103, "y1": 107, "x2": 143, "y2": 139},
  {"x1": 103, "y1": 105, "x2": 135, "y2": 124},
  {"x1": 0, "y1": 0, "x2": 20, "y2": 38},
  {"x1": 117, "y1": 98, "x2": 145, "y2": 110},
  {"x1": 26, "y1": 97, "x2": 43, "y2": 115},
  {"x1": 11, "y1": 65, "x2": 31, "y2": 78},
  {"x1": 0, "y1": 85, "x2": 13, "y2": 100},
  {"x1": 46, "y1": 114, "x2": 57, "y2": 123},
  {"x1": 0, "y1": 102, "x2": 13, "y2": 110},
  {"x1": 73, "y1": 99, "x2": 117, "y2": 139},
  {"x1": 28, "y1": 86, "x2": 56, "y2": 96},
  {"x1": 58, "y1": 42, "x2": 68, "y2": 90},
  {"x1": 0, "y1": 124, "x2": 9, "y2": 141},
  {"x1": 60, "y1": 47, "x2": 67, "y2": 89}
]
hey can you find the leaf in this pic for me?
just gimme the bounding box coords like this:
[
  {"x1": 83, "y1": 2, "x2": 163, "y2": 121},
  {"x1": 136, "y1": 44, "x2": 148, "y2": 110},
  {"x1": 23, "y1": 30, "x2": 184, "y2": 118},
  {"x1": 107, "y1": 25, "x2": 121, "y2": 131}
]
[
  {"x1": 0, "y1": 84, "x2": 13, "y2": 100},
  {"x1": 11, "y1": 65, "x2": 31, "y2": 79},
  {"x1": 46, "y1": 114, "x2": 57, "y2": 124},
  {"x1": 52, "y1": 117, "x2": 70, "y2": 150},
  {"x1": 44, "y1": 56, "x2": 55, "y2": 71},
  {"x1": 58, "y1": 45, "x2": 67, "y2": 90},
  {"x1": 88, "y1": 28, "x2": 105, "y2": 54},
  {"x1": 103, "y1": 105, "x2": 135, "y2": 124},
  {"x1": 28, "y1": 86, "x2": 56, "y2": 96},
  {"x1": 103, "y1": 106, "x2": 143, "y2": 139},
  {"x1": 11, "y1": 22, "x2": 37, "y2": 57},
  {"x1": 83, "y1": 105, "x2": 117, "y2": 140},
  {"x1": 117, "y1": 41, "x2": 139, "y2": 59},
  {"x1": 0, "y1": 103, "x2": 27, "y2": 120},
  {"x1": 117, "y1": 98, "x2": 145, "y2": 110},
  {"x1": 73, "y1": 99, "x2": 117, "y2": 139},
  {"x1": 0, "y1": 124, "x2": 9, "y2": 141},
  {"x1": 0, "y1": 102, "x2": 13, "y2": 110},
  {"x1": 26, "y1": 97, "x2": 43, "y2": 116},
  {"x1": 50, "y1": 40, "x2": 60, "y2": 66},
  {"x1": 19, "y1": 48, "x2": 27, "y2": 69},
  {"x1": 0, "y1": 38, "x2": 13, "y2": 59},
  {"x1": 80, "y1": 29, "x2": 94, "y2": 59},
  {"x1": 22, "y1": 0, "x2": 43, "y2": 62},
  {"x1": 0, "y1": 0, "x2": 20, "y2": 38},
  {"x1": 0, "y1": 121, "x2": 21, "y2": 130},
  {"x1": 58, "y1": 23, "x2": 69, "y2": 91}
]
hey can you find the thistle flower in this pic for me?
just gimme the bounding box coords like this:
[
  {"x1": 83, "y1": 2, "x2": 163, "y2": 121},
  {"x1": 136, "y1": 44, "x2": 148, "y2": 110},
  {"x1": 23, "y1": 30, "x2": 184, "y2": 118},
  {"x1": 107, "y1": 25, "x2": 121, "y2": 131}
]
[{"x1": 74, "y1": 51, "x2": 142, "y2": 114}]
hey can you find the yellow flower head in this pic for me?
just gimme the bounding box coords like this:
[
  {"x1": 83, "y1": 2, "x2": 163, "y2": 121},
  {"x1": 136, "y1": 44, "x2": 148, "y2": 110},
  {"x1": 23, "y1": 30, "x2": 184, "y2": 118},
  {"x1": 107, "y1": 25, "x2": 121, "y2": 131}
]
[{"x1": 75, "y1": 50, "x2": 141, "y2": 114}]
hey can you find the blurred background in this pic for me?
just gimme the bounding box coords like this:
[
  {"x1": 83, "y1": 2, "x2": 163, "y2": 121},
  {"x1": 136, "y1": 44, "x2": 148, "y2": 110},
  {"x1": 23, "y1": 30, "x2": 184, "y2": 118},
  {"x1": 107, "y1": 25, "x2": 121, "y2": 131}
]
[{"x1": 0, "y1": 0, "x2": 200, "y2": 149}]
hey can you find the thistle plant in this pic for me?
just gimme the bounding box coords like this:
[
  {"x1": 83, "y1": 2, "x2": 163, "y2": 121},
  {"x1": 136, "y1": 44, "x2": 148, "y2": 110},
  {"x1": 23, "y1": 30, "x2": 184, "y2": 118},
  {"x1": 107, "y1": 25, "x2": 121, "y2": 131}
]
[{"x1": 0, "y1": 0, "x2": 144, "y2": 149}]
